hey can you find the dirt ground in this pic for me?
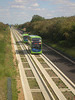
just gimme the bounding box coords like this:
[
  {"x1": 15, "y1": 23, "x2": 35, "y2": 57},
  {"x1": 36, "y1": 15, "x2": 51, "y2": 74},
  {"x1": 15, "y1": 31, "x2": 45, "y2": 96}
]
[{"x1": 11, "y1": 34, "x2": 24, "y2": 100}]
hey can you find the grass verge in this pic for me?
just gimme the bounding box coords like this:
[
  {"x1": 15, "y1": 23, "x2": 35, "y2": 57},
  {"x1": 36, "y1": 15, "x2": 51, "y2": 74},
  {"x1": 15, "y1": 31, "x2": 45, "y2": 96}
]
[
  {"x1": 43, "y1": 39, "x2": 75, "y2": 59},
  {"x1": 0, "y1": 26, "x2": 18, "y2": 100}
]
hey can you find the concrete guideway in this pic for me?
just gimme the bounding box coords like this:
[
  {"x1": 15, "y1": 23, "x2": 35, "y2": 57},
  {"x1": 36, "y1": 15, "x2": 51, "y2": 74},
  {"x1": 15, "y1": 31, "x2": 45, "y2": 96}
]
[
  {"x1": 11, "y1": 29, "x2": 33, "y2": 100},
  {"x1": 11, "y1": 27, "x2": 75, "y2": 100},
  {"x1": 40, "y1": 54, "x2": 75, "y2": 95},
  {"x1": 15, "y1": 29, "x2": 67, "y2": 100},
  {"x1": 13, "y1": 28, "x2": 54, "y2": 100},
  {"x1": 31, "y1": 55, "x2": 67, "y2": 100},
  {"x1": 16, "y1": 28, "x2": 75, "y2": 99}
]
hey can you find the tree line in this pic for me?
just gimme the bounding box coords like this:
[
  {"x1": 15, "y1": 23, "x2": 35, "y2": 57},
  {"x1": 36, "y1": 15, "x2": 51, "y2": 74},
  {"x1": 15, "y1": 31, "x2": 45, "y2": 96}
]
[
  {"x1": 0, "y1": 22, "x2": 8, "y2": 31},
  {"x1": 17, "y1": 15, "x2": 75, "y2": 47}
]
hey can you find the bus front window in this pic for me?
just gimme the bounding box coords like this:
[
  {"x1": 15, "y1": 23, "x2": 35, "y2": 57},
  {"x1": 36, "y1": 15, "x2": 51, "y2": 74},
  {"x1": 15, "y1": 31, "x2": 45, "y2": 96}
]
[
  {"x1": 32, "y1": 43, "x2": 41, "y2": 50},
  {"x1": 23, "y1": 36, "x2": 28, "y2": 41}
]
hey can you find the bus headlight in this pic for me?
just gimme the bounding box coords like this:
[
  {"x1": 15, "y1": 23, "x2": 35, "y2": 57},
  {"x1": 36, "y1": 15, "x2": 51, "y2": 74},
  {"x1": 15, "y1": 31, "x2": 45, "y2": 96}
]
[{"x1": 39, "y1": 40, "x2": 41, "y2": 42}]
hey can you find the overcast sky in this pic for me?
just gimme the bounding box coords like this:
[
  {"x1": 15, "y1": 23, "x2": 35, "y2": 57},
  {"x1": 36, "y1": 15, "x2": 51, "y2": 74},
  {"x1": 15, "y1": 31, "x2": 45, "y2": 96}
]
[{"x1": 0, "y1": 0, "x2": 75, "y2": 24}]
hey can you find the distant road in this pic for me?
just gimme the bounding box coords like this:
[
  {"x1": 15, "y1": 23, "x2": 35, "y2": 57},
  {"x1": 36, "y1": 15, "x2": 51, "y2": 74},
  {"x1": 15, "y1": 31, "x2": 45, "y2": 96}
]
[{"x1": 42, "y1": 44, "x2": 75, "y2": 84}]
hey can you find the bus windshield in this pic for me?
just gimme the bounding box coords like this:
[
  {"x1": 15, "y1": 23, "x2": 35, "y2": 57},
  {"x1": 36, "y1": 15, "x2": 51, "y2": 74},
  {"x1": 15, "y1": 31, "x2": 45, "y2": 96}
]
[
  {"x1": 32, "y1": 43, "x2": 41, "y2": 50},
  {"x1": 23, "y1": 36, "x2": 28, "y2": 40}
]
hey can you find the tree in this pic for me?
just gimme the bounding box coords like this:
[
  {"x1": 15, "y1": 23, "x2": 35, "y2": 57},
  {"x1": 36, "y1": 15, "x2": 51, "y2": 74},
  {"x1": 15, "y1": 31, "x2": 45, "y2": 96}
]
[{"x1": 31, "y1": 15, "x2": 45, "y2": 22}]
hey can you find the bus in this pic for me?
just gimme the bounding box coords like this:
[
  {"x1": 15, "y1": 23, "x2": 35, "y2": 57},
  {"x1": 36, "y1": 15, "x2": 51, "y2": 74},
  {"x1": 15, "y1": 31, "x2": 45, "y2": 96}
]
[
  {"x1": 28, "y1": 35, "x2": 42, "y2": 54},
  {"x1": 22, "y1": 34, "x2": 29, "y2": 43}
]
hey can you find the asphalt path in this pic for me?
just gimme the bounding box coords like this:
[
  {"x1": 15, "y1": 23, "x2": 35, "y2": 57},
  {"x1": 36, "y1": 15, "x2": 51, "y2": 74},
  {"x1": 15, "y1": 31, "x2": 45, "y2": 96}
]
[{"x1": 42, "y1": 44, "x2": 75, "y2": 84}]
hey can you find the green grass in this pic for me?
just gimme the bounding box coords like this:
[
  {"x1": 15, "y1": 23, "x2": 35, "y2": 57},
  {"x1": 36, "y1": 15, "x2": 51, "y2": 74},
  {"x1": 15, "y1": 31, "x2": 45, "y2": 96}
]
[
  {"x1": 52, "y1": 44, "x2": 75, "y2": 58},
  {"x1": 0, "y1": 25, "x2": 18, "y2": 100},
  {"x1": 32, "y1": 92, "x2": 45, "y2": 100},
  {"x1": 43, "y1": 39, "x2": 75, "y2": 58},
  {"x1": 28, "y1": 78, "x2": 39, "y2": 89}
]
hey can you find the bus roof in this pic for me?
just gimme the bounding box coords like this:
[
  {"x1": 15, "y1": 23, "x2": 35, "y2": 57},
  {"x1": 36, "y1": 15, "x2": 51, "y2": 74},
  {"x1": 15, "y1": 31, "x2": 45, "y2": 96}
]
[
  {"x1": 29, "y1": 35, "x2": 41, "y2": 38},
  {"x1": 22, "y1": 34, "x2": 29, "y2": 36}
]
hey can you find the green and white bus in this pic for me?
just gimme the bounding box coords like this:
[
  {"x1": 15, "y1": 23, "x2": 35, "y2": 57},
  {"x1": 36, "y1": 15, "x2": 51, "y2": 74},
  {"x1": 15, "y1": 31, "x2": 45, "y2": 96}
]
[
  {"x1": 22, "y1": 33, "x2": 29, "y2": 43},
  {"x1": 28, "y1": 35, "x2": 42, "y2": 54}
]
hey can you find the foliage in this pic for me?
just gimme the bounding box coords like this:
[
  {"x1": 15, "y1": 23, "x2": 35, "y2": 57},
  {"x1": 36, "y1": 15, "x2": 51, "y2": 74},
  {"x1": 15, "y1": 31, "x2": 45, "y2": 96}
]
[
  {"x1": 31, "y1": 15, "x2": 45, "y2": 22},
  {"x1": 17, "y1": 15, "x2": 75, "y2": 47},
  {"x1": 0, "y1": 22, "x2": 8, "y2": 31},
  {"x1": 0, "y1": 23, "x2": 18, "y2": 100}
]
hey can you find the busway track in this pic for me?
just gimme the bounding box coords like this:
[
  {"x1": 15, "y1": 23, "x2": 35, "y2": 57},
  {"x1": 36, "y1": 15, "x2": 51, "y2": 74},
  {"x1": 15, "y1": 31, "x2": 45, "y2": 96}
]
[
  {"x1": 11, "y1": 29, "x2": 54, "y2": 100},
  {"x1": 11, "y1": 28, "x2": 75, "y2": 100},
  {"x1": 15, "y1": 29, "x2": 75, "y2": 92}
]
